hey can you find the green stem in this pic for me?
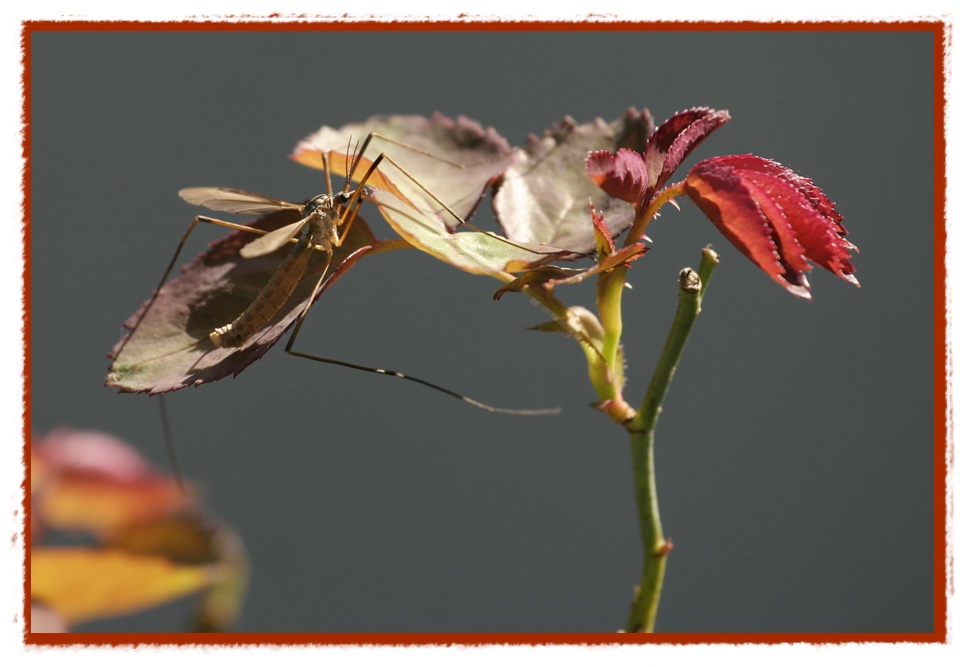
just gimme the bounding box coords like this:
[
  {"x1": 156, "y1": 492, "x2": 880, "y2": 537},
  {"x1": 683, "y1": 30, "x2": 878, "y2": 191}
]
[
  {"x1": 591, "y1": 183, "x2": 689, "y2": 418},
  {"x1": 624, "y1": 248, "x2": 719, "y2": 632},
  {"x1": 597, "y1": 265, "x2": 628, "y2": 398}
]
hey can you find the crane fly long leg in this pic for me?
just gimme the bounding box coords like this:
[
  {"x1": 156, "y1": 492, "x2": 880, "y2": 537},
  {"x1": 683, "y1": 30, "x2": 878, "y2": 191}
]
[{"x1": 282, "y1": 298, "x2": 561, "y2": 416}]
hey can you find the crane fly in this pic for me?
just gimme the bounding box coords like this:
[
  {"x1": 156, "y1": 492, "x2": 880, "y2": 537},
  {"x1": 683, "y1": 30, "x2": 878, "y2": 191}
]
[
  {"x1": 177, "y1": 186, "x2": 356, "y2": 349},
  {"x1": 108, "y1": 130, "x2": 561, "y2": 415}
]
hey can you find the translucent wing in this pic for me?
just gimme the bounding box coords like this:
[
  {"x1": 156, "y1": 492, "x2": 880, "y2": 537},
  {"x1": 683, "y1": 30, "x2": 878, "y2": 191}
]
[
  {"x1": 179, "y1": 187, "x2": 303, "y2": 215},
  {"x1": 240, "y1": 218, "x2": 308, "y2": 258}
]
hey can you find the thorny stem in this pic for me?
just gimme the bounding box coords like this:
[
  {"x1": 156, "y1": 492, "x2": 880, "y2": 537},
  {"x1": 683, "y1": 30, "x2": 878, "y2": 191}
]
[
  {"x1": 489, "y1": 182, "x2": 712, "y2": 632},
  {"x1": 623, "y1": 248, "x2": 719, "y2": 632}
]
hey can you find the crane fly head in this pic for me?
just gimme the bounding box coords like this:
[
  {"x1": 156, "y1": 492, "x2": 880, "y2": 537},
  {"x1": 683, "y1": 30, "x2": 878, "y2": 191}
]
[
  {"x1": 302, "y1": 190, "x2": 358, "y2": 249},
  {"x1": 301, "y1": 190, "x2": 356, "y2": 216}
]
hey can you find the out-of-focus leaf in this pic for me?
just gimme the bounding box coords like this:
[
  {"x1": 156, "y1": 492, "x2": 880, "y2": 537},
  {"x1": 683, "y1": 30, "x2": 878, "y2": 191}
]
[
  {"x1": 31, "y1": 547, "x2": 215, "y2": 626},
  {"x1": 105, "y1": 516, "x2": 249, "y2": 632},
  {"x1": 493, "y1": 108, "x2": 654, "y2": 254},
  {"x1": 30, "y1": 429, "x2": 250, "y2": 631},
  {"x1": 188, "y1": 524, "x2": 248, "y2": 632},
  {"x1": 32, "y1": 429, "x2": 194, "y2": 534},
  {"x1": 35, "y1": 474, "x2": 192, "y2": 535},
  {"x1": 31, "y1": 429, "x2": 155, "y2": 487},
  {"x1": 293, "y1": 113, "x2": 515, "y2": 231},
  {"x1": 104, "y1": 515, "x2": 221, "y2": 563},
  {"x1": 684, "y1": 154, "x2": 858, "y2": 299},
  {"x1": 106, "y1": 210, "x2": 376, "y2": 394},
  {"x1": 30, "y1": 603, "x2": 69, "y2": 633}
]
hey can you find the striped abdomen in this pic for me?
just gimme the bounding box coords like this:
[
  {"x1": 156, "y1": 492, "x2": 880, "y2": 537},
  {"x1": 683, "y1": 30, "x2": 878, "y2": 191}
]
[{"x1": 210, "y1": 241, "x2": 314, "y2": 347}]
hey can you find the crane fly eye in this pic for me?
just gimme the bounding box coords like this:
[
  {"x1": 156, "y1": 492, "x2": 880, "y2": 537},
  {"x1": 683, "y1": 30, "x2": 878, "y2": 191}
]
[{"x1": 335, "y1": 190, "x2": 354, "y2": 206}]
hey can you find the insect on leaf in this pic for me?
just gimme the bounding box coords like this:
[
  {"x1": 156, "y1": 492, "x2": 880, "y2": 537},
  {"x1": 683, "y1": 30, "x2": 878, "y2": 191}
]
[{"x1": 106, "y1": 210, "x2": 377, "y2": 394}]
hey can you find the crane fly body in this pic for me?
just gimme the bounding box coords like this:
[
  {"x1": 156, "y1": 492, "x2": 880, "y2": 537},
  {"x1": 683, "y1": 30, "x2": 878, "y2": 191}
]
[{"x1": 177, "y1": 187, "x2": 356, "y2": 348}]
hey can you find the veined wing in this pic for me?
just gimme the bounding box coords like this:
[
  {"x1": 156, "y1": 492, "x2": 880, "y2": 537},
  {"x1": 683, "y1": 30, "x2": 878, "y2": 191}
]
[
  {"x1": 240, "y1": 218, "x2": 309, "y2": 258},
  {"x1": 179, "y1": 187, "x2": 303, "y2": 215}
]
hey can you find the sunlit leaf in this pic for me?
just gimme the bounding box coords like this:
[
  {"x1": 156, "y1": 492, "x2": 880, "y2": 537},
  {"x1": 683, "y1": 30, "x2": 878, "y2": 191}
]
[
  {"x1": 493, "y1": 109, "x2": 654, "y2": 253},
  {"x1": 293, "y1": 113, "x2": 515, "y2": 230},
  {"x1": 106, "y1": 210, "x2": 376, "y2": 394},
  {"x1": 367, "y1": 188, "x2": 568, "y2": 279}
]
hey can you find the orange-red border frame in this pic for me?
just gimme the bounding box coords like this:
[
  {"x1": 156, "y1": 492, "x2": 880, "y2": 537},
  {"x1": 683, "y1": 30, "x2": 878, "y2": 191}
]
[{"x1": 20, "y1": 18, "x2": 949, "y2": 647}]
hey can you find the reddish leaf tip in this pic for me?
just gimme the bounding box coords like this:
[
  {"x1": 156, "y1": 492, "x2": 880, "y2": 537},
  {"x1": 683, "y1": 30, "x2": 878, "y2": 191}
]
[{"x1": 684, "y1": 154, "x2": 857, "y2": 298}]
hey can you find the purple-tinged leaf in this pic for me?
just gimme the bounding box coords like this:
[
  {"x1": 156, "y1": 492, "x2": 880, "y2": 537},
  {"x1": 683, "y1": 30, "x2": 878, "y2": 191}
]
[{"x1": 106, "y1": 211, "x2": 376, "y2": 394}]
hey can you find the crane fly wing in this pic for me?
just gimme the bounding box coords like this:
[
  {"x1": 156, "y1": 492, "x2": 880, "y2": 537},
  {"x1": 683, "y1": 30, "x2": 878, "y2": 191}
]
[
  {"x1": 179, "y1": 187, "x2": 302, "y2": 215},
  {"x1": 239, "y1": 218, "x2": 308, "y2": 258}
]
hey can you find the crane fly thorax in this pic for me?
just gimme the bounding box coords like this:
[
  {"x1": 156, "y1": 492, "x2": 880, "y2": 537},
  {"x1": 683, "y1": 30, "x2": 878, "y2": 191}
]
[{"x1": 302, "y1": 190, "x2": 355, "y2": 249}]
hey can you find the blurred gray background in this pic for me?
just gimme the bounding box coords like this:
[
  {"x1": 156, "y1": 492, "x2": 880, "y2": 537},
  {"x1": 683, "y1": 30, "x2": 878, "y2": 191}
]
[{"x1": 29, "y1": 28, "x2": 936, "y2": 633}]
